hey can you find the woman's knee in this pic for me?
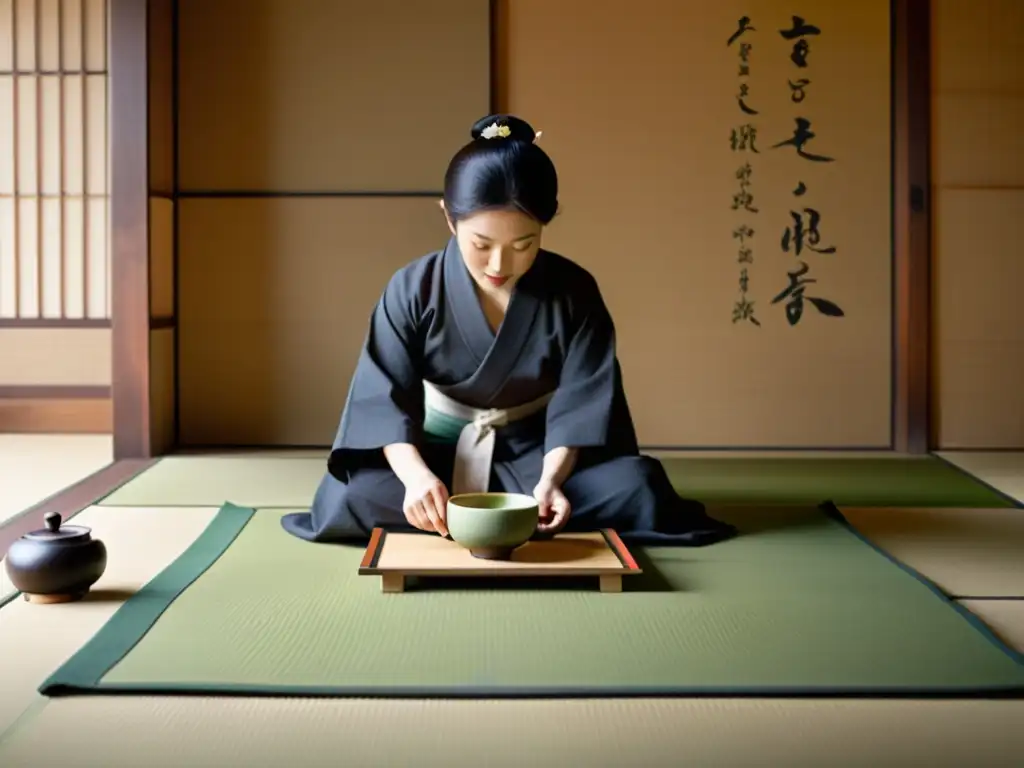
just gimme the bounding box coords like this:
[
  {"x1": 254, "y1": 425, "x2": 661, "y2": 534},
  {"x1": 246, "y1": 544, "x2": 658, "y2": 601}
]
[
  {"x1": 311, "y1": 468, "x2": 406, "y2": 523},
  {"x1": 566, "y1": 454, "x2": 701, "y2": 512}
]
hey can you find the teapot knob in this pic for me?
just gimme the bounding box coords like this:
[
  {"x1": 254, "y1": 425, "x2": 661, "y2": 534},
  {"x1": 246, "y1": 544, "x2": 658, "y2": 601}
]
[{"x1": 44, "y1": 512, "x2": 62, "y2": 532}]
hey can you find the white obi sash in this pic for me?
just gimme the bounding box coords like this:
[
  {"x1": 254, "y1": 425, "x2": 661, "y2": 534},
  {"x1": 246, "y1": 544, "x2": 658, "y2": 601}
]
[{"x1": 422, "y1": 381, "x2": 553, "y2": 495}]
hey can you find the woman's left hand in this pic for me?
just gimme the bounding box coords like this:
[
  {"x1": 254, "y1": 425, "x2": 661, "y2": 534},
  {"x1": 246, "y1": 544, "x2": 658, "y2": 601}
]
[{"x1": 533, "y1": 479, "x2": 572, "y2": 534}]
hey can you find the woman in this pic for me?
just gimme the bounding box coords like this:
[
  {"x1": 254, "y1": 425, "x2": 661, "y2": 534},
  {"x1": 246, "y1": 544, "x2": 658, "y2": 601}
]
[{"x1": 281, "y1": 114, "x2": 736, "y2": 546}]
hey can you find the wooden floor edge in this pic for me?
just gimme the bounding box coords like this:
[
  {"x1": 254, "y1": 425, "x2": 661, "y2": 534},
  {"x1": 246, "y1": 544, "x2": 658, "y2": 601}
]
[{"x1": 0, "y1": 459, "x2": 158, "y2": 555}]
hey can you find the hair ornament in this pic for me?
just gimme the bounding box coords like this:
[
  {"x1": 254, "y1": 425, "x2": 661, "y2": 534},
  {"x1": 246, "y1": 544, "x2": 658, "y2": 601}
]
[{"x1": 480, "y1": 122, "x2": 512, "y2": 140}]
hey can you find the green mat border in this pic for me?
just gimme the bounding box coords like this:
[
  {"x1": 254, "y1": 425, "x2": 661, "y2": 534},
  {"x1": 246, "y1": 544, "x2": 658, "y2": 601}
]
[
  {"x1": 0, "y1": 590, "x2": 21, "y2": 611},
  {"x1": 37, "y1": 501, "x2": 1024, "y2": 700},
  {"x1": 819, "y1": 500, "x2": 1024, "y2": 668},
  {"x1": 931, "y1": 453, "x2": 1024, "y2": 509},
  {"x1": 38, "y1": 502, "x2": 255, "y2": 693}
]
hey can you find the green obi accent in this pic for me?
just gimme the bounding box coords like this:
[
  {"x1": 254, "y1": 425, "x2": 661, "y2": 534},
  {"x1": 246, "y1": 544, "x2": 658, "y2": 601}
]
[{"x1": 423, "y1": 407, "x2": 468, "y2": 444}]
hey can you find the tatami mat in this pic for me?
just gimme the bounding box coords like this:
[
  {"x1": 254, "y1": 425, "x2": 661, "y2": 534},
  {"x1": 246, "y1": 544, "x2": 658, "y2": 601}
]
[
  {"x1": 97, "y1": 456, "x2": 326, "y2": 507},
  {"x1": 97, "y1": 453, "x2": 1019, "y2": 510},
  {"x1": 0, "y1": 435, "x2": 113, "y2": 525},
  {"x1": 91, "y1": 456, "x2": 1024, "y2": 603},
  {"x1": 49, "y1": 506, "x2": 1024, "y2": 698},
  {"x1": 940, "y1": 452, "x2": 1024, "y2": 504},
  {"x1": 0, "y1": 506, "x2": 221, "y2": 737},
  {"x1": 841, "y1": 507, "x2": 1024, "y2": 598},
  {"x1": 1, "y1": 505, "x2": 1023, "y2": 766},
  {"x1": 2, "y1": 694, "x2": 1024, "y2": 767}
]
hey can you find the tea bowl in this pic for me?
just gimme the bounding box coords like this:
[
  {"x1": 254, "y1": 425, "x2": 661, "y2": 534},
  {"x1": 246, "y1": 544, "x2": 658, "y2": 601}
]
[{"x1": 446, "y1": 492, "x2": 539, "y2": 560}]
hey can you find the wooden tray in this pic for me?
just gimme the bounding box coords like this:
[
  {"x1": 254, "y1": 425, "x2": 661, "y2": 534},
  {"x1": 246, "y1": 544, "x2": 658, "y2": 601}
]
[{"x1": 358, "y1": 528, "x2": 642, "y2": 593}]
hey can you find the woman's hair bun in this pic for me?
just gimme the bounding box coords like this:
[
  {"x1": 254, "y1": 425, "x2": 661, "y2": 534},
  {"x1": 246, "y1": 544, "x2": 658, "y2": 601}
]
[
  {"x1": 444, "y1": 113, "x2": 558, "y2": 225},
  {"x1": 469, "y1": 114, "x2": 537, "y2": 143}
]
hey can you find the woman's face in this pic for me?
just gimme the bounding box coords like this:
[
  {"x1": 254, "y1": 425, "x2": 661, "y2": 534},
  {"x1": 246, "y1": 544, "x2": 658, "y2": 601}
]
[{"x1": 444, "y1": 206, "x2": 543, "y2": 294}]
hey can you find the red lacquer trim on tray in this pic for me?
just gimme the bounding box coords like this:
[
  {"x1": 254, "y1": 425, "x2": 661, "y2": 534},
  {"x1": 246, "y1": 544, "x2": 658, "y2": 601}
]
[
  {"x1": 602, "y1": 529, "x2": 640, "y2": 571},
  {"x1": 359, "y1": 528, "x2": 386, "y2": 570}
]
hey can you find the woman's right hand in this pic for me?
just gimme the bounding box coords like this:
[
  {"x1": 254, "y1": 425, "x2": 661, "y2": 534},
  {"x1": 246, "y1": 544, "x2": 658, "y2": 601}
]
[{"x1": 402, "y1": 470, "x2": 449, "y2": 537}]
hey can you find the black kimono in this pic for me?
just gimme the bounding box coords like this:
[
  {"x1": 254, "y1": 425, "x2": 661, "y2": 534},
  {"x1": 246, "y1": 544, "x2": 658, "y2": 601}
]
[{"x1": 280, "y1": 239, "x2": 736, "y2": 546}]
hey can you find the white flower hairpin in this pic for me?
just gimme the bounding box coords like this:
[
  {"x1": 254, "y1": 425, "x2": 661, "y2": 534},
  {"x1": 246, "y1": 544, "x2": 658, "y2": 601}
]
[{"x1": 481, "y1": 122, "x2": 512, "y2": 139}]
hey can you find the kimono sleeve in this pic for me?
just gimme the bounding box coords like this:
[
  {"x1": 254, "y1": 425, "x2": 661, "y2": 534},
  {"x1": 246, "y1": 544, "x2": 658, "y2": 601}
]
[
  {"x1": 328, "y1": 270, "x2": 426, "y2": 479},
  {"x1": 543, "y1": 274, "x2": 617, "y2": 453}
]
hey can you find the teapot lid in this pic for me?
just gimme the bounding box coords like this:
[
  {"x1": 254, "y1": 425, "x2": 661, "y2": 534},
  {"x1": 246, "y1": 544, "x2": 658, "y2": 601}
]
[{"x1": 23, "y1": 512, "x2": 91, "y2": 543}]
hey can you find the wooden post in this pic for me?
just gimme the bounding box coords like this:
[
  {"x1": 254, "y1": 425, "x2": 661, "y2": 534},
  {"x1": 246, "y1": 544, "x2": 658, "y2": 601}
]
[
  {"x1": 109, "y1": 0, "x2": 176, "y2": 458},
  {"x1": 892, "y1": 0, "x2": 932, "y2": 454}
]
